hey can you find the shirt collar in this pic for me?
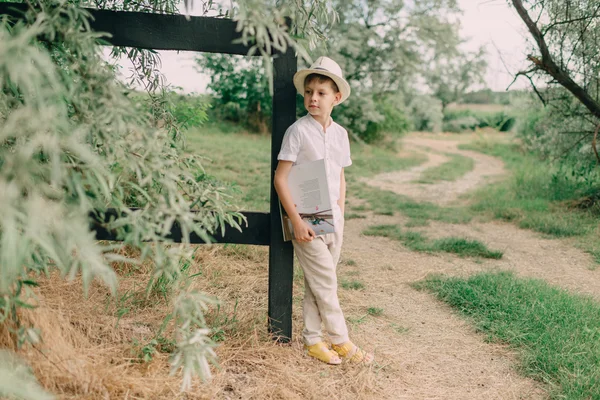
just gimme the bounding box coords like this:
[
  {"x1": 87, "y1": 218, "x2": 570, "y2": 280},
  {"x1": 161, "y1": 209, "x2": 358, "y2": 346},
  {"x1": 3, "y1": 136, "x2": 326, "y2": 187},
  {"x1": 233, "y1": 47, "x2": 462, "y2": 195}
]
[{"x1": 306, "y1": 114, "x2": 332, "y2": 133}]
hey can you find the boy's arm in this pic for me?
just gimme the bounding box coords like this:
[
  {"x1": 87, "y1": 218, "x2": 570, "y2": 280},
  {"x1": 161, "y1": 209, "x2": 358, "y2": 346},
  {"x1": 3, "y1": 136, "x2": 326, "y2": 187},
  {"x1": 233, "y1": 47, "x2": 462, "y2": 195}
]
[
  {"x1": 338, "y1": 168, "x2": 346, "y2": 215},
  {"x1": 274, "y1": 160, "x2": 316, "y2": 242}
]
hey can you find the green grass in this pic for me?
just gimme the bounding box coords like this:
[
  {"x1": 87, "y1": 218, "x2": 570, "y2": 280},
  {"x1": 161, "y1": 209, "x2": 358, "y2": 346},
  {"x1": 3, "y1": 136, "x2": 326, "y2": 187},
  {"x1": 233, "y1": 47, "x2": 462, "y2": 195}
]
[
  {"x1": 432, "y1": 237, "x2": 503, "y2": 259},
  {"x1": 367, "y1": 307, "x2": 383, "y2": 316},
  {"x1": 341, "y1": 279, "x2": 365, "y2": 290},
  {"x1": 345, "y1": 213, "x2": 367, "y2": 220},
  {"x1": 416, "y1": 153, "x2": 474, "y2": 183},
  {"x1": 415, "y1": 271, "x2": 600, "y2": 400},
  {"x1": 363, "y1": 224, "x2": 503, "y2": 259},
  {"x1": 347, "y1": 315, "x2": 367, "y2": 325},
  {"x1": 186, "y1": 123, "x2": 272, "y2": 211}
]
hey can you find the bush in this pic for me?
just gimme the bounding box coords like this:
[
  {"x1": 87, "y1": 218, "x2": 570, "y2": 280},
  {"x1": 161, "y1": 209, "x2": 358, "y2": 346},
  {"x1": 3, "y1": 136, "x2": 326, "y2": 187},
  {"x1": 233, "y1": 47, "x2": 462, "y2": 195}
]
[
  {"x1": 460, "y1": 89, "x2": 513, "y2": 105},
  {"x1": 197, "y1": 54, "x2": 271, "y2": 133},
  {"x1": 442, "y1": 109, "x2": 516, "y2": 133},
  {"x1": 408, "y1": 95, "x2": 443, "y2": 132},
  {"x1": 512, "y1": 90, "x2": 598, "y2": 162},
  {"x1": 329, "y1": 93, "x2": 410, "y2": 144},
  {"x1": 375, "y1": 94, "x2": 411, "y2": 135},
  {"x1": 168, "y1": 93, "x2": 210, "y2": 130},
  {"x1": 443, "y1": 115, "x2": 480, "y2": 133},
  {"x1": 333, "y1": 94, "x2": 384, "y2": 143}
]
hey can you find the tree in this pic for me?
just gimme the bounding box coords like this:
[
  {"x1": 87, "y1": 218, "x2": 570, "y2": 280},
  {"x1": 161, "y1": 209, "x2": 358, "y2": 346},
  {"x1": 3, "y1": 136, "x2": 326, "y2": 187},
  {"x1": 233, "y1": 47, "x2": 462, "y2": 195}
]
[
  {"x1": 196, "y1": 54, "x2": 272, "y2": 133},
  {"x1": 0, "y1": 0, "x2": 337, "y2": 397},
  {"x1": 329, "y1": 0, "x2": 462, "y2": 95},
  {"x1": 195, "y1": 0, "x2": 488, "y2": 140},
  {"x1": 427, "y1": 47, "x2": 488, "y2": 110},
  {"x1": 321, "y1": 0, "x2": 486, "y2": 136},
  {"x1": 509, "y1": 0, "x2": 600, "y2": 160}
]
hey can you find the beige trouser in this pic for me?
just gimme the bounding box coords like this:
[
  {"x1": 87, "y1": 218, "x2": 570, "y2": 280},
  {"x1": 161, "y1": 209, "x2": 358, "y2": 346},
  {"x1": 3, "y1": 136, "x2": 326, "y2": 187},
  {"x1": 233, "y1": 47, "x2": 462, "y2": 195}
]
[{"x1": 293, "y1": 217, "x2": 349, "y2": 346}]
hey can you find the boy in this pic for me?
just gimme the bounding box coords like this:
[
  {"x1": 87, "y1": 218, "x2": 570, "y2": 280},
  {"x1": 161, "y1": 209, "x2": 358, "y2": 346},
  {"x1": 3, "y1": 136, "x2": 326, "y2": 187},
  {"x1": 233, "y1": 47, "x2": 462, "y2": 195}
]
[{"x1": 274, "y1": 56, "x2": 374, "y2": 365}]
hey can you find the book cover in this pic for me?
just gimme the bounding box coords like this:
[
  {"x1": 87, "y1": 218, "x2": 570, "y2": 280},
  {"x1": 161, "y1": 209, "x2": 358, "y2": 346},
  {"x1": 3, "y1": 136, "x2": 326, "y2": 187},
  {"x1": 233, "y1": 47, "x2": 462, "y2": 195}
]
[{"x1": 280, "y1": 159, "x2": 335, "y2": 242}]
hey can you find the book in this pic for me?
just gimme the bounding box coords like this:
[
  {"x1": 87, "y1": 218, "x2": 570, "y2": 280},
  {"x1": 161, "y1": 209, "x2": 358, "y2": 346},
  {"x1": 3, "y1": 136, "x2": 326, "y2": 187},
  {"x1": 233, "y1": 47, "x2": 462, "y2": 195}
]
[{"x1": 280, "y1": 159, "x2": 335, "y2": 242}]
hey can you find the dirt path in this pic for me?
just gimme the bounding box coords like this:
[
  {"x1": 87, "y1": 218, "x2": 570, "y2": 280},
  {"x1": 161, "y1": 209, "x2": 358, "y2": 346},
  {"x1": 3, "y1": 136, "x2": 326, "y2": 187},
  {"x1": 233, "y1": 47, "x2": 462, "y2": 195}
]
[
  {"x1": 341, "y1": 133, "x2": 598, "y2": 399},
  {"x1": 364, "y1": 136, "x2": 505, "y2": 204}
]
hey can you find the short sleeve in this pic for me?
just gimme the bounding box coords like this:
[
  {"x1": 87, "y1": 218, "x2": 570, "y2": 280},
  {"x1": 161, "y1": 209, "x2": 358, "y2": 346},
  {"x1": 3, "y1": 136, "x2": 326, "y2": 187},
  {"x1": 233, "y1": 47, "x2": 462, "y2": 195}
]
[
  {"x1": 277, "y1": 124, "x2": 301, "y2": 162},
  {"x1": 342, "y1": 129, "x2": 352, "y2": 168}
]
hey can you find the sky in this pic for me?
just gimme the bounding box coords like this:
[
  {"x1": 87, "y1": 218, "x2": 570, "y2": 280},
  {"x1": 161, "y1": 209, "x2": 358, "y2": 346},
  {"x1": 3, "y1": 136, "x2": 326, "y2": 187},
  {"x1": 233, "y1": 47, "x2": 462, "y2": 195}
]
[
  {"x1": 457, "y1": 0, "x2": 531, "y2": 91},
  {"x1": 113, "y1": 0, "x2": 533, "y2": 94}
]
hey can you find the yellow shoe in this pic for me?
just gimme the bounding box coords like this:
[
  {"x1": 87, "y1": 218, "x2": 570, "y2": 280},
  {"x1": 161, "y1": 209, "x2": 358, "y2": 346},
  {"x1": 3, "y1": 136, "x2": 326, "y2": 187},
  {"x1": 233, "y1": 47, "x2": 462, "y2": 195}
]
[
  {"x1": 331, "y1": 341, "x2": 374, "y2": 365},
  {"x1": 304, "y1": 342, "x2": 342, "y2": 365}
]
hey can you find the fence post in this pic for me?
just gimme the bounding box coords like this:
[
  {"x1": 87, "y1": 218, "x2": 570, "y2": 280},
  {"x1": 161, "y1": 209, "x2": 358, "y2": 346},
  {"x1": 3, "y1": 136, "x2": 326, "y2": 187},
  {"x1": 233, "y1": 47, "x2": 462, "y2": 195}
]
[{"x1": 268, "y1": 46, "x2": 297, "y2": 342}]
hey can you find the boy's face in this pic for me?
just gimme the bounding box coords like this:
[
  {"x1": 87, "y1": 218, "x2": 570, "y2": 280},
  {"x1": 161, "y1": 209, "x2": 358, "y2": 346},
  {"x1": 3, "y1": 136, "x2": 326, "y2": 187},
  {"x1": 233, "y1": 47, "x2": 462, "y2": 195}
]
[{"x1": 303, "y1": 79, "x2": 341, "y2": 121}]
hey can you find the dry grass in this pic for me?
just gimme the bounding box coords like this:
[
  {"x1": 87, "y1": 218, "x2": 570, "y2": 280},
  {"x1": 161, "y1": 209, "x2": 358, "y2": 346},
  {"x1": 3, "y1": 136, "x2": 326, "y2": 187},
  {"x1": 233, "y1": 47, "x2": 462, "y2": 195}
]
[{"x1": 2, "y1": 245, "x2": 385, "y2": 399}]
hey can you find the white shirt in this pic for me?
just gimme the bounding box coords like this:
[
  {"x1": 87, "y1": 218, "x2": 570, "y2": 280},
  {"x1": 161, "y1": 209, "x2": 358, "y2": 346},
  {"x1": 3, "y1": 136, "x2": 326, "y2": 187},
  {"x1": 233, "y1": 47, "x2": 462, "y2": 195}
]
[{"x1": 277, "y1": 114, "x2": 352, "y2": 220}]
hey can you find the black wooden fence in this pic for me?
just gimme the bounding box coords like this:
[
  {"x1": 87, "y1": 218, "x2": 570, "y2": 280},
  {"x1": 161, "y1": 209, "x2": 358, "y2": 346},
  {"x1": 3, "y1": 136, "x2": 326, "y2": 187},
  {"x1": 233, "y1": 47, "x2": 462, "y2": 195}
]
[{"x1": 0, "y1": 2, "x2": 296, "y2": 341}]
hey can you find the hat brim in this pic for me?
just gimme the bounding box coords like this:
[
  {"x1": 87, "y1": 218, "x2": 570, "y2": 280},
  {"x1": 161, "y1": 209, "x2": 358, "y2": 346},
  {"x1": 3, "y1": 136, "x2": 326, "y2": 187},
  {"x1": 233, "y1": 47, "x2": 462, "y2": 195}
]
[{"x1": 293, "y1": 69, "x2": 351, "y2": 105}]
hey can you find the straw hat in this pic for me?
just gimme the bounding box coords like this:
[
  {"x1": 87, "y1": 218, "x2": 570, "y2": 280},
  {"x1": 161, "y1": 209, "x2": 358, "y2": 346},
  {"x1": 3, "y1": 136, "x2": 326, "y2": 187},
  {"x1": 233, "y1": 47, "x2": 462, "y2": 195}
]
[{"x1": 293, "y1": 56, "x2": 351, "y2": 104}]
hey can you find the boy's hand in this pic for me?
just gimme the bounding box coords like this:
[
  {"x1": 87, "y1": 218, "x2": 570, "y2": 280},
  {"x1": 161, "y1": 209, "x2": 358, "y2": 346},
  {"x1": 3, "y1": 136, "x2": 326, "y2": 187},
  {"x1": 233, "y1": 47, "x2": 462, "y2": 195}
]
[{"x1": 292, "y1": 218, "x2": 316, "y2": 242}]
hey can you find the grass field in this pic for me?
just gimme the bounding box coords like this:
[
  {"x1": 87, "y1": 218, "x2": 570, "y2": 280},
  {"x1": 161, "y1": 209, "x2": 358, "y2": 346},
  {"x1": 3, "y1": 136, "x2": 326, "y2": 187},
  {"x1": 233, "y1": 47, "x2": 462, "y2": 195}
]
[
  {"x1": 185, "y1": 123, "x2": 273, "y2": 211},
  {"x1": 185, "y1": 123, "x2": 600, "y2": 265}
]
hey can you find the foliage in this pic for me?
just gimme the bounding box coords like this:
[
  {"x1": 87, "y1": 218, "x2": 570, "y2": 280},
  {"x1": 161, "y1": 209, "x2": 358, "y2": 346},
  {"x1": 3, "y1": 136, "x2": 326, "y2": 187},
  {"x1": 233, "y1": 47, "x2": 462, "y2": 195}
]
[
  {"x1": 167, "y1": 92, "x2": 210, "y2": 130},
  {"x1": 197, "y1": 0, "x2": 485, "y2": 142},
  {"x1": 376, "y1": 95, "x2": 411, "y2": 133},
  {"x1": 510, "y1": 0, "x2": 600, "y2": 163},
  {"x1": 442, "y1": 109, "x2": 516, "y2": 133},
  {"x1": 426, "y1": 46, "x2": 487, "y2": 109},
  {"x1": 416, "y1": 271, "x2": 600, "y2": 399},
  {"x1": 196, "y1": 54, "x2": 271, "y2": 133},
  {"x1": 0, "y1": 2, "x2": 249, "y2": 394},
  {"x1": 0, "y1": 351, "x2": 53, "y2": 400},
  {"x1": 321, "y1": 0, "x2": 485, "y2": 135},
  {"x1": 195, "y1": 53, "x2": 411, "y2": 142},
  {"x1": 513, "y1": 91, "x2": 598, "y2": 162},
  {"x1": 408, "y1": 95, "x2": 443, "y2": 132},
  {"x1": 460, "y1": 89, "x2": 513, "y2": 105},
  {"x1": 333, "y1": 94, "x2": 384, "y2": 143},
  {"x1": 327, "y1": 0, "x2": 460, "y2": 94}
]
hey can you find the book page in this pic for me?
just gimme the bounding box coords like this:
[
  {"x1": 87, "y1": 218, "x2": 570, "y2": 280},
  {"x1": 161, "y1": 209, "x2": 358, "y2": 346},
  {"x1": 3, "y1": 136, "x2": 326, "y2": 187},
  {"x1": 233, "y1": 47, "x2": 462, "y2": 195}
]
[{"x1": 281, "y1": 159, "x2": 335, "y2": 241}]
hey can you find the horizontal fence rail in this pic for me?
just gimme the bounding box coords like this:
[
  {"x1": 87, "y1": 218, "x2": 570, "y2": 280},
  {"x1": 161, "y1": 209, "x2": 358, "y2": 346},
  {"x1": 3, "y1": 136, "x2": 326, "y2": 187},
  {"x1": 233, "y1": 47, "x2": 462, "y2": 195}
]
[
  {"x1": 0, "y1": 2, "x2": 257, "y2": 55},
  {"x1": 91, "y1": 210, "x2": 271, "y2": 246}
]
